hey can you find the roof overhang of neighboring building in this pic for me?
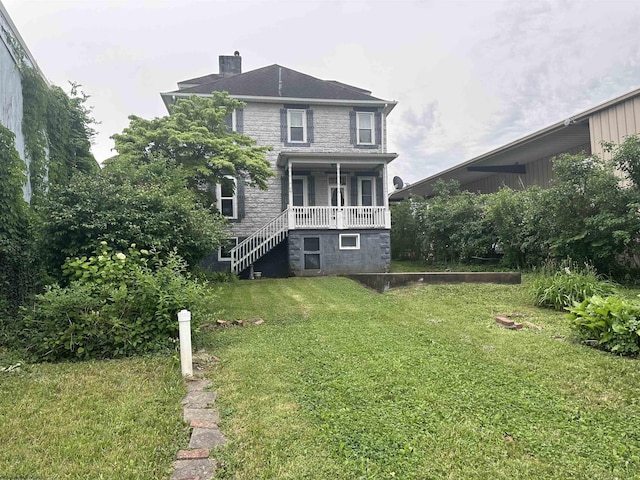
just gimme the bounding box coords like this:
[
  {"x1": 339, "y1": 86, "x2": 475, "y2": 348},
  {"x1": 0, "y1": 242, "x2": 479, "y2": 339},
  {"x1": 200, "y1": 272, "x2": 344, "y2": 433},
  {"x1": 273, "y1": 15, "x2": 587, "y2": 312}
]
[
  {"x1": 390, "y1": 121, "x2": 590, "y2": 200},
  {"x1": 390, "y1": 86, "x2": 640, "y2": 201},
  {"x1": 277, "y1": 151, "x2": 398, "y2": 169}
]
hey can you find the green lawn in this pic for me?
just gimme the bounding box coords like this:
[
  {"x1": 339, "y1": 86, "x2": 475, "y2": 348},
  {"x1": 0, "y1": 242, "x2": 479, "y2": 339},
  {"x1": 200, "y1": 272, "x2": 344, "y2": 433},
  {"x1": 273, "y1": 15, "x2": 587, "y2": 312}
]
[
  {"x1": 201, "y1": 277, "x2": 640, "y2": 479},
  {"x1": 0, "y1": 355, "x2": 189, "y2": 479}
]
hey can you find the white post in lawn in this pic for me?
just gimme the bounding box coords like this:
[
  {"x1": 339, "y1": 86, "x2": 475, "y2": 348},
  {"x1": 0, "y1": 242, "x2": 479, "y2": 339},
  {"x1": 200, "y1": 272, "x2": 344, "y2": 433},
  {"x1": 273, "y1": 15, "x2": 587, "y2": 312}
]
[{"x1": 178, "y1": 309, "x2": 193, "y2": 377}]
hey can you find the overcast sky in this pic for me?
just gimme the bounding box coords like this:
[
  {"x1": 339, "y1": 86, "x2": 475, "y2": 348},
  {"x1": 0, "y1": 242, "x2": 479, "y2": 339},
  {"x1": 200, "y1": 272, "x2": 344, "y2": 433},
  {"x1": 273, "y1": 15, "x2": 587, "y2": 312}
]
[{"x1": 4, "y1": 0, "x2": 640, "y2": 185}]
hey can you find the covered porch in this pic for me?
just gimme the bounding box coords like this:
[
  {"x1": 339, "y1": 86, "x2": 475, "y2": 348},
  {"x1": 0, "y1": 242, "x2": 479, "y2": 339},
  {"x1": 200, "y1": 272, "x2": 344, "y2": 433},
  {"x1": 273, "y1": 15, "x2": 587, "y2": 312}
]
[{"x1": 277, "y1": 152, "x2": 398, "y2": 230}]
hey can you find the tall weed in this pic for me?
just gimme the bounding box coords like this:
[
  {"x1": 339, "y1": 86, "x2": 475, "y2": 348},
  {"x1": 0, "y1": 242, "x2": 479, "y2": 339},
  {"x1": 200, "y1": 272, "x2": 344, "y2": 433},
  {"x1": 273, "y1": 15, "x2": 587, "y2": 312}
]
[{"x1": 531, "y1": 258, "x2": 617, "y2": 310}]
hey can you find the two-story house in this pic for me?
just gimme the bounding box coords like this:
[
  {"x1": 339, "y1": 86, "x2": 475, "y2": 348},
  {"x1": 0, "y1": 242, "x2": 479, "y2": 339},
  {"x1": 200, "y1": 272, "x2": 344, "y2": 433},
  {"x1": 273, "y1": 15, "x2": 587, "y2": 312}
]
[{"x1": 161, "y1": 52, "x2": 398, "y2": 277}]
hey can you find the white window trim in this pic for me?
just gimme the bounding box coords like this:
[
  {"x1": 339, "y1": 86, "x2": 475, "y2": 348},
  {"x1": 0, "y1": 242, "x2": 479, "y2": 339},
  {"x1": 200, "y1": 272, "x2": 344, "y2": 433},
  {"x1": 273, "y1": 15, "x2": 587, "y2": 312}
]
[
  {"x1": 357, "y1": 176, "x2": 377, "y2": 206},
  {"x1": 231, "y1": 109, "x2": 237, "y2": 132},
  {"x1": 339, "y1": 233, "x2": 360, "y2": 250},
  {"x1": 216, "y1": 176, "x2": 238, "y2": 219},
  {"x1": 218, "y1": 237, "x2": 238, "y2": 261},
  {"x1": 356, "y1": 111, "x2": 375, "y2": 145},
  {"x1": 292, "y1": 176, "x2": 308, "y2": 207},
  {"x1": 287, "y1": 109, "x2": 307, "y2": 143}
]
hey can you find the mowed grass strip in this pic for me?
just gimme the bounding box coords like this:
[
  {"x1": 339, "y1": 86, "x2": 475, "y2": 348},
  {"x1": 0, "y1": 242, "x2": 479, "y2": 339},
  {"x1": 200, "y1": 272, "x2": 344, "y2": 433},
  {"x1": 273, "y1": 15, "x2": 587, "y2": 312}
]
[
  {"x1": 0, "y1": 355, "x2": 189, "y2": 479},
  {"x1": 202, "y1": 277, "x2": 640, "y2": 479}
]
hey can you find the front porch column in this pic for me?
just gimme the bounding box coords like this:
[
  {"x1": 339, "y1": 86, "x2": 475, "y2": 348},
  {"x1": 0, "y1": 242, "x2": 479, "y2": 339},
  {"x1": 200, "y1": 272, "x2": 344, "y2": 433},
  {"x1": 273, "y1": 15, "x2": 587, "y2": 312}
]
[
  {"x1": 383, "y1": 163, "x2": 391, "y2": 228},
  {"x1": 288, "y1": 160, "x2": 294, "y2": 229},
  {"x1": 336, "y1": 162, "x2": 344, "y2": 229}
]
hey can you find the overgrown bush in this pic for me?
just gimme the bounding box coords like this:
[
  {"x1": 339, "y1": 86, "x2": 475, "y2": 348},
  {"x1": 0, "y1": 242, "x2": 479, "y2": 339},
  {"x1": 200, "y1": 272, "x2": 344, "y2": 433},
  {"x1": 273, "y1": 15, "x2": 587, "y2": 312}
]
[
  {"x1": 19, "y1": 243, "x2": 207, "y2": 361},
  {"x1": 567, "y1": 295, "x2": 640, "y2": 356},
  {"x1": 531, "y1": 259, "x2": 617, "y2": 310}
]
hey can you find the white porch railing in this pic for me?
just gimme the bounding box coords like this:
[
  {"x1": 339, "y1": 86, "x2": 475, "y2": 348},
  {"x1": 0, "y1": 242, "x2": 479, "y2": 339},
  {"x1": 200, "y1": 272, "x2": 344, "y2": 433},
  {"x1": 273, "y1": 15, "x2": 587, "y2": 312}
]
[
  {"x1": 230, "y1": 210, "x2": 289, "y2": 273},
  {"x1": 229, "y1": 206, "x2": 390, "y2": 274},
  {"x1": 291, "y1": 206, "x2": 388, "y2": 229}
]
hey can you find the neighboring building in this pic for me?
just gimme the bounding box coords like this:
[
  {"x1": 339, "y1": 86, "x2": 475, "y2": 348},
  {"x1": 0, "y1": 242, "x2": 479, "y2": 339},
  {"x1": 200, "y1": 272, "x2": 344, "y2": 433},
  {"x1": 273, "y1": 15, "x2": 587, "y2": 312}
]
[
  {"x1": 161, "y1": 53, "x2": 398, "y2": 277},
  {"x1": 390, "y1": 87, "x2": 640, "y2": 200},
  {"x1": 0, "y1": 0, "x2": 47, "y2": 202}
]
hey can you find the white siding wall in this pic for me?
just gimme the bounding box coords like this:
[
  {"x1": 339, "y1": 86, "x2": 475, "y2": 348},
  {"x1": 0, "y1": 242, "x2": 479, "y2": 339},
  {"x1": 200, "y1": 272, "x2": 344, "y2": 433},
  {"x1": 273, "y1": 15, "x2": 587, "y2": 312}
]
[{"x1": 590, "y1": 96, "x2": 640, "y2": 160}]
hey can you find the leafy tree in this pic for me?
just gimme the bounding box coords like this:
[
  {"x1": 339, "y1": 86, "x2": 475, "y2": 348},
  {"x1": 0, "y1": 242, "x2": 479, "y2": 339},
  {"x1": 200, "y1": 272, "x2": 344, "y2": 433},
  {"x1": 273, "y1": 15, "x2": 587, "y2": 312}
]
[
  {"x1": 604, "y1": 134, "x2": 640, "y2": 188},
  {"x1": 39, "y1": 158, "x2": 228, "y2": 274},
  {"x1": 390, "y1": 198, "x2": 422, "y2": 260},
  {"x1": 486, "y1": 186, "x2": 548, "y2": 268},
  {"x1": 111, "y1": 92, "x2": 273, "y2": 204},
  {"x1": 543, "y1": 152, "x2": 639, "y2": 272}
]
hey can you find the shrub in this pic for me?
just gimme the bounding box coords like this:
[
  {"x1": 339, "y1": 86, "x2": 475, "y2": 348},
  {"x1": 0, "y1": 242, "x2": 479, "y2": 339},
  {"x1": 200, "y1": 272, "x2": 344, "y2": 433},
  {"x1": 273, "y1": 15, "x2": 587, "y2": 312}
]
[
  {"x1": 567, "y1": 295, "x2": 640, "y2": 356},
  {"x1": 531, "y1": 259, "x2": 617, "y2": 310},
  {"x1": 19, "y1": 243, "x2": 206, "y2": 361}
]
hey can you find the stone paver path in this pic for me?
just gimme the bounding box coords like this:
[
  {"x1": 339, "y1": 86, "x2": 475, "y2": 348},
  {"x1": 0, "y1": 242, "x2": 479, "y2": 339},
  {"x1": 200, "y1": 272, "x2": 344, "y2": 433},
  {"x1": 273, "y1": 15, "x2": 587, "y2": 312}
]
[{"x1": 171, "y1": 376, "x2": 226, "y2": 480}]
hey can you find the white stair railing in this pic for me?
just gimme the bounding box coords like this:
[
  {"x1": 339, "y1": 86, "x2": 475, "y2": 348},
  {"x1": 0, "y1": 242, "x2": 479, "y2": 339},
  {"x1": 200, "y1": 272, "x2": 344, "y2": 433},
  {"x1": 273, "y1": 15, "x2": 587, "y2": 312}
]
[{"x1": 230, "y1": 209, "x2": 290, "y2": 274}]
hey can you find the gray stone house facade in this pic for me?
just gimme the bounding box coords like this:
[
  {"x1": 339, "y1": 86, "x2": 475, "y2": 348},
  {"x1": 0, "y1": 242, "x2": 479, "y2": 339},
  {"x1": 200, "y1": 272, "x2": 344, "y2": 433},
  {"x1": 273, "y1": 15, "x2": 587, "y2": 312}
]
[{"x1": 161, "y1": 53, "x2": 398, "y2": 277}]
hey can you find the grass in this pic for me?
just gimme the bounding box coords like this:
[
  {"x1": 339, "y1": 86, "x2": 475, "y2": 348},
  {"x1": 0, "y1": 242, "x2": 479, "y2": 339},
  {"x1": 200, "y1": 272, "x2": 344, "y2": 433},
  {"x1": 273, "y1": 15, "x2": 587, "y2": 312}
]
[
  {"x1": 200, "y1": 277, "x2": 640, "y2": 479},
  {"x1": 0, "y1": 354, "x2": 189, "y2": 479}
]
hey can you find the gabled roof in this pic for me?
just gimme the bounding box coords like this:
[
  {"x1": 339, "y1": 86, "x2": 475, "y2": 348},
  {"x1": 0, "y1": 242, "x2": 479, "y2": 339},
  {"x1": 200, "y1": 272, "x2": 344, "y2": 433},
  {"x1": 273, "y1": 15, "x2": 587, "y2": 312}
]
[
  {"x1": 165, "y1": 64, "x2": 388, "y2": 102},
  {"x1": 390, "y1": 86, "x2": 640, "y2": 200}
]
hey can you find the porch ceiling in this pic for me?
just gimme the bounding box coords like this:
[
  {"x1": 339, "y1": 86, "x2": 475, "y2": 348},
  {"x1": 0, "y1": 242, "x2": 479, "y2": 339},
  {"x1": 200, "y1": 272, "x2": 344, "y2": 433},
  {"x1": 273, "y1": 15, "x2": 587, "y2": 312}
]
[{"x1": 277, "y1": 151, "x2": 398, "y2": 169}]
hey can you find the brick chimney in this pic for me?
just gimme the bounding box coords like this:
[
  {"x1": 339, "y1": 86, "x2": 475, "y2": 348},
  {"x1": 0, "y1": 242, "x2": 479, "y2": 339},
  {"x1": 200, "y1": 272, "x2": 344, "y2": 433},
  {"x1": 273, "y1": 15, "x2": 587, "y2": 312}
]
[{"x1": 219, "y1": 51, "x2": 242, "y2": 77}]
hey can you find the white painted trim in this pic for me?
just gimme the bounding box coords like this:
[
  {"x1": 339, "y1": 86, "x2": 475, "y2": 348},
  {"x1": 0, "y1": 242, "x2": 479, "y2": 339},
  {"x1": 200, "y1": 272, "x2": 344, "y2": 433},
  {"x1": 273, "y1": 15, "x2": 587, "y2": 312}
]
[
  {"x1": 357, "y1": 176, "x2": 376, "y2": 206},
  {"x1": 218, "y1": 237, "x2": 238, "y2": 261},
  {"x1": 292, "y1": 175, "x2": 308, "y2": 206},
  {"x1": 161, "y1": 92, "x2": 398, "y2": 114},
  {"x1": 356, "y1": 111, "x2": 375, "y2": 145},
  {"x1": 216, "y1": 175, "x2": 238, "y2": 219},
  {"x1": 287, "y1": 108, "x2": 307, "y2": 143},
  {"x1": 339, "y1": 233, "x2": 360, "y2": 250}
]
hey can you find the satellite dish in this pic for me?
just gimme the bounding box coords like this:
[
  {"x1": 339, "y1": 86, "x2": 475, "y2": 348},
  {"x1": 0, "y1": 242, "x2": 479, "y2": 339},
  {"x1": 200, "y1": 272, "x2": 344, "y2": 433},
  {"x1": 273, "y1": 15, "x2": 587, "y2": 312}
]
[{"x1": 392, "y1": 176, "x2": 404, "y2": 189}]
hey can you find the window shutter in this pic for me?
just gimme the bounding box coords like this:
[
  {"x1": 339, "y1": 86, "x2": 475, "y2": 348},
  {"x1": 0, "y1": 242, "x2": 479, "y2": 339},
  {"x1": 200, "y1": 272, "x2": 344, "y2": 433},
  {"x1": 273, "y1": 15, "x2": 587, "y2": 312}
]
[
  {"x1": 236, "y1": 108, "x2": 244, "y2": 134},
  {"x1": 237, "y1": 177, "x2": 246, "y2": 219},
  {"x1": 307, "y1": 175, "x2": 315, "y2": 206},
  {"x1": 223, "y1": 114, "x2": 232, "y2": 131},
  {"x1": 350, "y1": 176, "x2": 358, "y2": 206},
  {"x1": 306, "y1": 109, "x2": 314, "y2": 144},
  {"x1": 376, "y1": 176, "x2": 383, "y2": 206},
  {"x1": 281, "y1": 175, "x2": 289, "y2": 211},
  {"x1": 375, "y1": 112, "x2": 382, "y2": 146},
  {"x1": 280, "y1": 108, "x2": 287, "y2": 143},
  {"x1": 349, "y1": 110, "x2": 356, "y2": 145}
]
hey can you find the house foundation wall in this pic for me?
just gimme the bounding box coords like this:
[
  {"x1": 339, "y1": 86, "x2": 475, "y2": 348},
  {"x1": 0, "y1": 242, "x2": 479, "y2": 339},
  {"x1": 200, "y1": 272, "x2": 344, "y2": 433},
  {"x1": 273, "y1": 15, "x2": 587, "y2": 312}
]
[{"x1": 288, "y1": 229, "x2": 390, "y2": 276}]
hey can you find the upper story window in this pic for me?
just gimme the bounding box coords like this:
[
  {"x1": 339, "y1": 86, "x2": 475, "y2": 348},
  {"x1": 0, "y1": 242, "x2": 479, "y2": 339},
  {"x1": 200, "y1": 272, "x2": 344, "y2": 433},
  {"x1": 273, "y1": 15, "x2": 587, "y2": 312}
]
[
  {"x1": 281, "y1": 106, "x2": 314, "y2": 146},
  {"x1": 216, "y1": 176, "x2": 238, "y2": 219},
  {"x1": 350, "y1": 108, "x2": 381, "y2": 149},
  {"x1": 224, "y1": 108, "x2": 244, "y2": 133},
  {"x1": 356, "y1": 112, "x2": 374, "y2": 145},
  {"x1": 288, "y1": 109, "x2": 306, "y2": 143}
]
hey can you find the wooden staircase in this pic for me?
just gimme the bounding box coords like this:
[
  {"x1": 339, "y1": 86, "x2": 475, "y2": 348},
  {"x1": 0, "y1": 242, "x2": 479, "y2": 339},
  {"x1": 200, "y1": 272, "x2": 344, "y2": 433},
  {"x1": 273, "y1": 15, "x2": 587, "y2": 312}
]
[{"x1": 230, "y1": 209, "x2": 289, "y2": 274}]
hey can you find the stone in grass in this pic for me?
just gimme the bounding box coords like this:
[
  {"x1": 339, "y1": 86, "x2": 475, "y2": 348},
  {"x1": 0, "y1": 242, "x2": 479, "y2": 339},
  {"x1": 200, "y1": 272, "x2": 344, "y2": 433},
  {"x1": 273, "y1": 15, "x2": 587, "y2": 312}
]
[
  {"x1": 171, "y1": 458, "x2": 215, "y2": 480},
  {"x1": 186, "y1": 378, "x2": 212, "y2": 393},
  {"x1": 177, "y1": 448, "x2": 210, "y2": 460},
  {"x1": 189, "y1": 427, "x2": 227, "y2": 449},
  {"x1": 182, "y1": 391, "x2": 217, "y2": 409},
  {"x1": 184, "y1": 408, "x2": 220, "y2": 424},
  {"x1": 494, "y1": 315, "x2": 522, "y2": 330},
  {"x1": 190, "y1": 419, "x2": 218, "y2": 429}
]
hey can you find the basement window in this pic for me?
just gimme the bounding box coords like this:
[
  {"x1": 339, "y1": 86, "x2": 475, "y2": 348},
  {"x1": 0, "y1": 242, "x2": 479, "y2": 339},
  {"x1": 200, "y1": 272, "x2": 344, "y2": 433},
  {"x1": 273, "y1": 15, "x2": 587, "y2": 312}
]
[
  {"x1": 339, "y1": 233, "x2": 360, "y2": 250},
  {"x1": 218, "y1": 237, "x2": 238, "y2": 261},
  {"x1": 303, "y1": 237, "x2": 320, "y2": 269}
]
